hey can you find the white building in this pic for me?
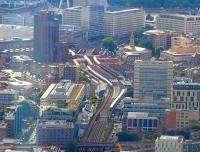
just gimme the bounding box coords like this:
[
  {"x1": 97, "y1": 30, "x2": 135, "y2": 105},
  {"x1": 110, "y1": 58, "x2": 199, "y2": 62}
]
[
  {"x1": 127, "y1": 112, "x2": 159, "y2": 132},
  {"x1": 133, "y1": 60, "x2": 173, "y2": 100},
  {"x1": 63, "y1": 7, "x2": 145, "y2": 38},
  {"x1": 104, "y1": 9, "x2": 145, "y2": 37},
  {"x1": 155, "y1": 135, "x2": 184, "y2": 152},
  {"x1": 156, "y1": 14, "x2": 200, "y2": 34}
]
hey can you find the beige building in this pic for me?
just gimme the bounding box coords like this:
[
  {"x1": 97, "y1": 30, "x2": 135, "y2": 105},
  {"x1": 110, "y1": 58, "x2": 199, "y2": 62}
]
[
  {"x1": 171, "y1": 36, "x2": 192, "y2": 48},
  {"x1": 160, "y1": 46, "x2": 200, "y2": 63},
  {"x1": 155, "y1": 135, "x2": 184, "y2": 152},
  {"x1": 133, "y1": 60, "x2": 173, "y2": 100},
  {"x1": 143, "y1": 30, "x2": 176, "y2": 49},
  {"x1": 104, "y1": 9, "x2": 145, "y2": 37},
  {"x1": 171, "y1": 83, "x2": 200, "y2": 129},
  {"x1": 62, "y1": 6, "x2": 83, "y2": 27},
  {"x1": 156, "y1": 14, "x2": 200, "y2": 34}
]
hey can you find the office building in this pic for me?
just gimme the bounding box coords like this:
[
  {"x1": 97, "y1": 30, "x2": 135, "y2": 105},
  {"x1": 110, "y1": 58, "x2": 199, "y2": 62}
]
[
  {"x1": 143, "y1": 30, "x2": 176, "y2": 50},
  {"x1": 104, "y1": 9, "x2": 145, "y2": 37},
  {"x1": 63, "y1": 5, "x2": 104, "y2": 39},
  {"x1": 0, "y1": 89, "x2": 18, "y2": 105},
  {"x1": 156, "y1": 14, "x2": 200, "y2": 34},
  {"x1": 38, "y1": 120, "x2": 75, "y2": 149},
  {"x1": 171, "y1": 83, "x2": 200, "y2": 129},
  {"x1": 155, "y1": 135, "x2": 184, "y2": 152},
  {"x1": 0, "y1": 122, "x2": 7, "y2": 140},
  {"x1": 133, "y1": 60, "x2": 173, "y2": 100},
  {"x1": 88, "y1": 5, "x2": 104, "y2": 39},
  {"x1": 73, "y1": 0, "x2": 108, "y2": 8},
  {"x1": 126, "y1": 112, "x2": 159, "y2": 132},
  {"x1": 123, "y1": 97, "x2": 170, "y2": 119},
  {"x1": 63, "y1": 7, "x2": 145, "y2": 39},
  {"x1": 5, "y1": 105, "x2": 22, "y2": 138},
  {"x1": 63, "y1": 6, "x2": 83, "y2": 27},
  {"x1": 41, "y1": 107, "x2": 74, "y2": 122},
  {"x1": 34, "y1": 11, "x2": 59, "y2": 63},
  {"x1": 183, "y1": 140, "x2": 200, "y2": 152},
  {"x1": 63, "y1": 63, "x2": 80, "y2": 82}
]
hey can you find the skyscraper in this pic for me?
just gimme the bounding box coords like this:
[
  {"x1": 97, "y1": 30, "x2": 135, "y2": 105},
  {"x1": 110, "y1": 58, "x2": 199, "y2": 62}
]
[
  {"x1": 34, "y1": 11, "x2": 59, "y2": 63},
  {"x1": 133, "y1": 60, "x2": 173, "y2": 100}
]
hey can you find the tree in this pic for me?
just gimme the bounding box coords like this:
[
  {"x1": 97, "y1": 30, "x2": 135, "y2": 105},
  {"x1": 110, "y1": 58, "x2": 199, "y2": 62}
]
[
  {"x1": 146, "y1": 14, "x2": 154, "y2": 21},
  {"x1": 125, "y1": 86, "x2": 133, "y2": 97},
  {"x1": 116, "y1": 131, "x2": 141, "y2": 142},
  {"x1": 102, "y1": 37, "x2": 117, "y2": 54},
  {"x1": 155, "y1": 46, "x2": 164, "y2": 57},
  {"x1": 79, "y1": 74, "x2": 91, "y2": 83}
]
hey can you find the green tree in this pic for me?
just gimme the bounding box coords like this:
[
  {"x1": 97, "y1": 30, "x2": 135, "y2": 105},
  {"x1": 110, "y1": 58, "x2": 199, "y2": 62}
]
[
  {"x1": 79, "y1": 74, "x2": 91, "y2": 83},
  {"x1": 102, "y1": 37, "x2": 117, "y2": 54},
  {"x1": 146, "y1": 14, "x2": 154, "y2": 21},
  {"x1": 155, "y1": 46, "x2": 164, "y2": 57},
  {"x1": 125, "y1": 86, "x2": 133, "y2": 97},
  {"x1": 116, "y1": 131, "x2": 141, "y2": 142}
]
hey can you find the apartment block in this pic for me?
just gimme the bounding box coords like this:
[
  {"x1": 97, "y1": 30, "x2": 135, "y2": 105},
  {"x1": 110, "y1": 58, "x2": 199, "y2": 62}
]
[
  {"x1": 104, "y1": 9, "x2": 145, "y2": 37},
  {"x1": 156, "y1": 14, "x2": 200, "y2": 34}
]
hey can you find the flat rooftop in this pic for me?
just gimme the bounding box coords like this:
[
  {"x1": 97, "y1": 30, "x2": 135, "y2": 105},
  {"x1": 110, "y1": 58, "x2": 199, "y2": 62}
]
[
  {"x1": 39, "y1": 120, "x2": 74, "y2": 128},
  {"x1": 159, "y1": 135, "x2": 184, "y2": 141},
  {"x1": 69, "y1": 84, "x2": 84, "y2": 101},
  {"x1": 106, "y1": 8, "x2": 142, "y2": 14},
  {"x1": 127, "y1": 112, "x2": 158, "y2": 119},
  {"x1": 0, "y1": 24, "x2": 33, "y2": 42}
]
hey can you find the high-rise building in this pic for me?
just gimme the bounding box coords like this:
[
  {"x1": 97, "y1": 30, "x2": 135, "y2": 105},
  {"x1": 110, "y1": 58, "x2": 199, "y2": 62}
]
[
  {"x1": 34, "y1": 11, "x2": 59, "y2": 63},
  {"x1": 171, "y1": 83, "x2": 200, "y2": 129},
  {"x1": 104, "y1": 9, "x2": 145, "y2": 37},
  {"x1": 88, "y1": 5, "x2": 104, "y2": 39},
  {"x1": 5, "y1": 105, "x2": 22, "y2": 139},
  {"x1": 156, "y1": 14, "x2": 200, "y2": 34},
  {"x1": 73, "y1": 0, "x2": 108, "y2": 8},
  {"x1": 63, "y1": 7, "x2": 145, "y2": 39},
  {"x1": 155, "y1": 135, "x2": 184, "y2": 152},
  {"x1": 63, "y1": 5, "x2": 104, "y2": 39},
  {"x1": 63, "y1": 63, "x2": 80, "y2": 82},
  {"x1": 133, "y1": 60, "x2": 173, "y2": 100}
]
